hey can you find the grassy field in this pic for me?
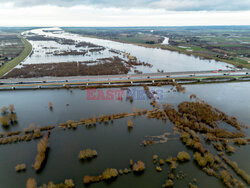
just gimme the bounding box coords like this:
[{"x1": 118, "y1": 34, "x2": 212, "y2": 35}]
[
  {"x1": 63, "y1": 27, "x2": 164, "y2": 44},
  {"x1": 63, "y1": 26, "x2": 250, "y2": 69},
  {"x1": 0, "y1": 34, "x2": 24, "y2": 56},
  {"x1": 0, "y1": 36, "x2": 32, "y2": 78},
  {"x1": 74, "y1": 34, "x2": 250, "y2": 69},
  {"x1": 113, "y1": 33, "x2": 164, "y2": 44}
]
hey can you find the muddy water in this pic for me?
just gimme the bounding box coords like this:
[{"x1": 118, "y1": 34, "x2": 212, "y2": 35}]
[{"x1": 0, "y1": 82, "x2": 249, "y2": 187}]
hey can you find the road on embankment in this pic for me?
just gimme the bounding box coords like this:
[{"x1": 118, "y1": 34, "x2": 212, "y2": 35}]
[{"x1": 0, "y1": 69, "x2": 249, "y2": 90}]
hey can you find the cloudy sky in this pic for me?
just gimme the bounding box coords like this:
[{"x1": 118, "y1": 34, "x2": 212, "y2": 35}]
[{"x1": 0, "y1": 0, "x2": 250, "y2": 26}]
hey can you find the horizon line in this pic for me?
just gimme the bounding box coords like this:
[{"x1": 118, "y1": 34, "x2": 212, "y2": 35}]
[{"x1": 1, "y1": 25, "x2": 250, "y2": 28}]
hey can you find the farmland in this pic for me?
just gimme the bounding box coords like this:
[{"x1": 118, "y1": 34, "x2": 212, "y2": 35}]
[
  {"x1": 0, "y1": 34, "x2": 32, "y2": 77},
  {"x1": 63, "y1": 26, "x2": 250, "y2": 69},
  {"x1": 0, "y1": 27, "x2": 249, "y2": 188}
]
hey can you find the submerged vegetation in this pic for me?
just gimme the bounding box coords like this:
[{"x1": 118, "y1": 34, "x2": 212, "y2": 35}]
[
  {"x1": 219, "y1": 153, "x2": 250, "y2": 185},
  {"x1": 162, "y1": 179, "x2": 174, "y2": 187},
  {"x1": 33, "y1": 132, "x2": 50, "y2": 171},
  {"x1": 83, "y1": 168, "x2": 119, "y2": 185},
  {"x1": 0, "y1": 105, "x2": 18, "y2": 127},
  {"x1": 132, "y1": 160, "x2": 146, "y2": 172},
  {"x1": 48, "y1": 102, "x2": 53, "y2": 110},
  {"x1": 78, "y1": 149, "x2": 98, "y2": 160},
  {"x1": 0, "y1": 124, "x2": 53, "y2": 145},
  {"x1": 83, "y1": 160, "x2": 143, "y2": 184},
  {"x1": 127, "y1": 119, "x2": 133, "y2": 128},
  {"x1": 234, "y1": 138, "x2": 247, "y2": 145},
  {"x1": 1, "y1": 26, "x2": 250, "y2": 188},
  {"x1": 15, "y1": 163, "x2": 26, "y2": 172},
  {"x1": 1, "y1": 84, "x2": 249, "y2": 187},
  {"x1": 26, "y1": 178, "x2": 75, "y2": 188},
  {"x1": 26, "y1": 178, "x2": 37, "y2": 188},
  {"x1": 177, "y1": 151, "x2": 190, "y2": 162}
]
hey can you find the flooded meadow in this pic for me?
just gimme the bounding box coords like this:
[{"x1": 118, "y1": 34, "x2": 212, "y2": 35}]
[
  {"x1": 0, "y1": 27, "x2": 249, "y2": 188},
  {"x1": 0, "y1": 82, "x2": 249, "y2": 187},
  {"x1": 4, "y1": 27, "x2": 234, "y2": 78}
]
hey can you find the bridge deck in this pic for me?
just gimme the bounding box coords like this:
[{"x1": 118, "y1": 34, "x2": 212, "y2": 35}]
[{"x1": 0, "y1": 70, "x2": 249, "y2": 90}]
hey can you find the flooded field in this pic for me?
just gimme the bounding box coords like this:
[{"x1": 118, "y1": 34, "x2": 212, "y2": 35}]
[
  {"x1": 3, "y1": 27, "x2": 234, "y2": 78},
  {"x1": 0, "y1": 27, "x2": 249, "y2": 188},
  {"x1": 0, "y1": 82, "x2": 249, "y2": 187}
]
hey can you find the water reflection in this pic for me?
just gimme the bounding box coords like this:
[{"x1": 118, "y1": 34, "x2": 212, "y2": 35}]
[
  {"x1": 20, "y1": 28, "x2": 233, "y2": 74},
  {"x1": 0, "y1": 82, "x2": 249, "y2": 187}
]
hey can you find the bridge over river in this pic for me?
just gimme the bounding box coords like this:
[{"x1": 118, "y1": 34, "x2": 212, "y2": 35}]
[{"x1": 0, "y1": 69, "x2": 249, "y2": 91}]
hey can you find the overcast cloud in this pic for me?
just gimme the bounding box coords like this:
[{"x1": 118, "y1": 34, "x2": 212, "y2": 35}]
[
  {"x1": 1, "y1": 0, "x2": 250, "y2": 11},
  {"x1": 0, "y1": 0, "x2": 250, "y2": 26}
]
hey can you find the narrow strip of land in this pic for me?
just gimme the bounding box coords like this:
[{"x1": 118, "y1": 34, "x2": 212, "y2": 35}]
[
  {"x1": 0, "y1": 36, "x2": 32, "y2": 78},
  {"x1": 0, "y1": 70, "x2": 249, "y2": 90}
]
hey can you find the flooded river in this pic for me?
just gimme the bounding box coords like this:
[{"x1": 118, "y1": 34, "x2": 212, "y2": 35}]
[
  {"x1": 0, "y1": 82, "x2": 249, "y2": 187},
  {"x1": 19, "y1": 28, "x2": 232, "y2": 74},
  {"x1": 0, "y1": 27, "x2": 249, "y2": 188}
]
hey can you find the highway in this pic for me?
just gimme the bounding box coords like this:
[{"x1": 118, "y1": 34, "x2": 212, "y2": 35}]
[{"x1": 0, "y1": 69, "x2": 249, "y2": 90}]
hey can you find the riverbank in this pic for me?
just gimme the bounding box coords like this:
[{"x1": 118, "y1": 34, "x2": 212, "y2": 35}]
[
  {"x1": 0, "y1": 36, "x2": 32, "y2": 78},
  {"x1": 13, "y1": 28, "x2": 233, "y2": 76},
  {"x1": 77, "y1": 34, "x2": 250, "y2": 70}
]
